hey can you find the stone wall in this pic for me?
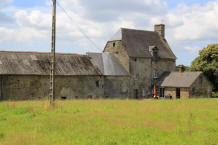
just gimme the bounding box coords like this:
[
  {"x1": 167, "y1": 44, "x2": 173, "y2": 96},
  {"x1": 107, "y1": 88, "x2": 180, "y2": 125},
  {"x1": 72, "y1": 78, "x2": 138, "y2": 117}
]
[
  {"x1": 164, "y1": 87, "x2": 189, "y2": 99},
  {"x1": 130, "y1": 57, "x2": 176, "y2": 98},
  {"x1": 129, "y1": 57, "x2": 152, "y2": 98},
  {"x1": 104, "y1": 41, "x2": 130, "y2": 72},
  {"x1": 152, "y1": 59, "x2": 176, "y2": 96},
  {"x1": 0, "y1": 75, "x2": 104, "y2": 100},
  {"x1": 104, "y1": 76, "x2": 130, "y2": 99},
  {"x1": 180, "y1": 88, "x2": 189, "y2": 99},
  {"x1": 152, "y1": 59, "x2": 176, "y2": 76},
  {"x1": 189, "y1": 74, "x2": 213, "y2": 98},
  {"x1": 164, "y1": 88, "x2": 176, "y2": 99}
]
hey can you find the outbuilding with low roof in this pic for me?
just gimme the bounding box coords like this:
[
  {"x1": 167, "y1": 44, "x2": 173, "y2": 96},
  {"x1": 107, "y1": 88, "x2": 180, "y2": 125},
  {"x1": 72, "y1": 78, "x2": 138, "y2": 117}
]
[{"x1": 161, "y1": 69, "x2": 213, "y2": 99}]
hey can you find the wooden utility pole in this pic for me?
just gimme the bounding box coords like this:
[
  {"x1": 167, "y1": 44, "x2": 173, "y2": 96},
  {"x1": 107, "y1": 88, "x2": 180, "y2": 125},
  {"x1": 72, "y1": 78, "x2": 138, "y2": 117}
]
[{"x1": 49, "y1": 0, "x2": 56, "y2": 104}]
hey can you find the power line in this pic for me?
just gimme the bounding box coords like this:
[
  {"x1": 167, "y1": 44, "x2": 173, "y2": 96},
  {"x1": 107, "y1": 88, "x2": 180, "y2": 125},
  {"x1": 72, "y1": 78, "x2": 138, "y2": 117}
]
[{"x1": 51, "y1": 0, "x2": 101, "y2": 52}]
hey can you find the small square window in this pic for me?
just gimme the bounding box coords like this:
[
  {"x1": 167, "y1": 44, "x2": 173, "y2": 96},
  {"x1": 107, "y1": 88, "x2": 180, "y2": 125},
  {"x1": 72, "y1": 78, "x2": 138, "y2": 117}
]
[
  {"x1": 113, "y1": 42, "x2": 116, "y2": 47},
  {"x1": 96, "y1": 80, "x2": 100, "y2": 88},
  {"x1": 134, "y1": 74, "x2": 139, "y2": 81}
]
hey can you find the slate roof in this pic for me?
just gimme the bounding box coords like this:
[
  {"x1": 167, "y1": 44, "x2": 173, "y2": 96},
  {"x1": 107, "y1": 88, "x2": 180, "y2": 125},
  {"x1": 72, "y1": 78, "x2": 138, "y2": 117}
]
[
  {"x1": 161, "y1": 72, "x2": 202, "y2": 88},
  {"x1": 109, "y1": 28, "x2": 176, "y2": 59},
  {"x1": 0, "y1": 51, "x2": 102, "y2": 76},
  {"x1": 87, "y1": 52, "x2": 129, "y2": 76}
]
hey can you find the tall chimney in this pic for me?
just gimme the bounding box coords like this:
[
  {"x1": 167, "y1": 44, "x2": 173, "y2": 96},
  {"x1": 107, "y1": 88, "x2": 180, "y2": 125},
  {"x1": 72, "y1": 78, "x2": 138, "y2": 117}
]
[
  {"x1": 154, "y1": 24, "x2": 165, "y2": 39},
  {"x1": 179, "y1": 65, "x2": 185, "y2": 73}
]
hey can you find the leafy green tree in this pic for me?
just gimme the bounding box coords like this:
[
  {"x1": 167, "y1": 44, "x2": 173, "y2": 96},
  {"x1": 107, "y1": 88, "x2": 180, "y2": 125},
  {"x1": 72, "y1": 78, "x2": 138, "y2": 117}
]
[{"x1": 190, "y1": 44, "x2": 218, "y2": 91}]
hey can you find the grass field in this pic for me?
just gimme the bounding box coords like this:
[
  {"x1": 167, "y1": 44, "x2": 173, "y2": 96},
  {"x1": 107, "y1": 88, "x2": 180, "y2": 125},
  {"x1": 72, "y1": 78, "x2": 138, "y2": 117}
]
[{"x1": 0, "y1": 99, "x2": 218, "y2": 145}]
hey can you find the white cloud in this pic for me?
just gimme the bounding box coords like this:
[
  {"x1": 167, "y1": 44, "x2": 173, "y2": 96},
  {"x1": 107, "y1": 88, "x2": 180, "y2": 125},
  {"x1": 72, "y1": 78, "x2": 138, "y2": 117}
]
[
  {"x1": 167, "y1": 1, "x2": 218, "y2": 42},
  {"x1": 0, "y1": 27, "x2": 48, "y2": 43},
  {"x1": 184, "y1": 46, "x2": 200, "y2": 53},
  {"x1": 59, "y1": 0, "x2": 167, "y2": 22},
  {"x1": 0, "y1": 0, "x2": 218, "y2": 62},
  {"x1": 15, "y1": 10, "x2": 51, "y2": 30}
]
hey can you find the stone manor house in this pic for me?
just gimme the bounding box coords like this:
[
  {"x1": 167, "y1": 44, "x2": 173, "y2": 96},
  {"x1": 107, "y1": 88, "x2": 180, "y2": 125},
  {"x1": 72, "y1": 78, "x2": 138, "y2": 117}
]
[{"x1": 0, "y1": 24, "x2": 213, "y2": 100}]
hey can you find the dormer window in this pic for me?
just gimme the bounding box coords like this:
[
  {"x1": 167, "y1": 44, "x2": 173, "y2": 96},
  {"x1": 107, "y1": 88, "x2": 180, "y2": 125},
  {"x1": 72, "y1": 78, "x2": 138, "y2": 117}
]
[
  {"x1": 153, "y1": 50, "x2": 158, "y2": 58},
  {"x1": 149, "y1": 46, "x2": 159, "y2": 61}
]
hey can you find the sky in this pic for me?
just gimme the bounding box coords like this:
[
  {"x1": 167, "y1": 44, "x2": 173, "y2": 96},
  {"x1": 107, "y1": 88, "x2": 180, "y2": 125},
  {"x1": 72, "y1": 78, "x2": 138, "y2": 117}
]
[{"x1": 0, "y1": 0, "x2": 217, "y2": 66}]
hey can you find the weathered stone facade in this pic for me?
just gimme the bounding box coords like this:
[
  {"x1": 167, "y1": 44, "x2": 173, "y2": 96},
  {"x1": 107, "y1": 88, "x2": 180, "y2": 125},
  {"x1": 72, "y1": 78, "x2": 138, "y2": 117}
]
[
  {"x1": 129, "y1": 57, "x2": 152, "y2": 98},
  {"x1": 104, "y1": 41, "x2": 176, "y2": 98},
  {"x1": 0, "y1": 75, "x2": 104, "y2": 100},
  {"x1": 164, "y1": 88, "x2": 189, "y2": 99},
  {"x1": 104, "y1": 41, "x2": 130, "y2": 71},
  {"x1": 104, "y1": 76, "x2": 130, "y2": 99},
  {"x1": 189, "y1": 75, "x2": 213, "y2": 98},
  {"x1": 103, "y1": 25, "x2": 178, "y2": 98}
]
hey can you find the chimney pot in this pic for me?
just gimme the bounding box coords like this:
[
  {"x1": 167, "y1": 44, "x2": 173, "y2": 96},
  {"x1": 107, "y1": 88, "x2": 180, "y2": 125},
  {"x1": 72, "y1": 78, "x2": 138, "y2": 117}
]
[
  {"x1": 179, "y1": 65, "x2": 185, "y2": 73},
  {"x1": 154, "y1": 24, "x2": 165, "y2": 39}
]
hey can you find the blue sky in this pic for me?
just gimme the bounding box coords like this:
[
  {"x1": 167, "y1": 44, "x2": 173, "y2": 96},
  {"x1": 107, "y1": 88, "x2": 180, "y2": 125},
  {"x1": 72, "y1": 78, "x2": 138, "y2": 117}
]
[
  {"x1": 10, "y1": 0, "x2": 212, "y2": 8},
  {"x1": 11, "y1": 0, "x2": 45, "y2": 7},
  {"x1": 166, "y1": 0, "x2": 212, "y2": 8},
  {"x1": 0, "y1": 0, "x2": 217, "y2": 66}
]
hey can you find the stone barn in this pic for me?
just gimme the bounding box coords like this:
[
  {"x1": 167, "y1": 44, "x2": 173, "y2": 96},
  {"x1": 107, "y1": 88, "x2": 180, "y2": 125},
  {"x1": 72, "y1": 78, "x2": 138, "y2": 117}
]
[
  {"x1": 0, "y1": 51, "x2": 104, "y2": 100},
  {"x1": 160, "y1": 67, "x2": 213, "y2": 99}
]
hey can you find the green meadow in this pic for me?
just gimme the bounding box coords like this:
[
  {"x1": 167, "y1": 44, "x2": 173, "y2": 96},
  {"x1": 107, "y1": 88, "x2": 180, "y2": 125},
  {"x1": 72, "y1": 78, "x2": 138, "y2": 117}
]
[{"x1": 0, "y1": 99, "x2": 218, "y2": 145}]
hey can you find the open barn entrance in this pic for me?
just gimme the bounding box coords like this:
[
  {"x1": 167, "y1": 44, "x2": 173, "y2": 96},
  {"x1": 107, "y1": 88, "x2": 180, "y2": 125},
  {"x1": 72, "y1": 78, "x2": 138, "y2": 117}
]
[
  {"x1": 160, "y1": 88, "x2": 164, "y2": 97},
  {"x1": 134, "y1": 89, "x2": 138, "y2": 99},
  {"x1": 176, "y1": 88, "x2": 180, "y2": 99}
]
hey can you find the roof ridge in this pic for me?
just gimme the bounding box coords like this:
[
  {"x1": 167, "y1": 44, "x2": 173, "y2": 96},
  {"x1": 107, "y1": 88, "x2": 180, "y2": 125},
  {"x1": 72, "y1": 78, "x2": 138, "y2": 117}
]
[
  {"x1": 172, "y1": 71, "x2": 202, "y2": 73},
  {"x1": 121, "y1": 27, "x2": 156, "y2": 33}
]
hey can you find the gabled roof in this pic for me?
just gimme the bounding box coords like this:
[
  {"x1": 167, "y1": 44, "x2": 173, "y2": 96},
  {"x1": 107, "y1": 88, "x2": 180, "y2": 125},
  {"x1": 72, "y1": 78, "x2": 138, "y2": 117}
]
[
  {"x1": 0, "y1": 51, "x2": 102, "y2": 76},
  {"x1": 161, "y1": 72, "x2": 202, "y2": 88},
  {"x1": 87, "y1": 52, "x2": 129, "y2": 76},
  {"x1": 109, "y1": 28, "x2": 176, "y2": 59}
]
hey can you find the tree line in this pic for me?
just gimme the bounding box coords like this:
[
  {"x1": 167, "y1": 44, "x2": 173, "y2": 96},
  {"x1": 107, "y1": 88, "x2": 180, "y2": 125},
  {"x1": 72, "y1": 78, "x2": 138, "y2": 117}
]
[{"x1": 178, "y1": 44, "x2": 217, "y2": 93}]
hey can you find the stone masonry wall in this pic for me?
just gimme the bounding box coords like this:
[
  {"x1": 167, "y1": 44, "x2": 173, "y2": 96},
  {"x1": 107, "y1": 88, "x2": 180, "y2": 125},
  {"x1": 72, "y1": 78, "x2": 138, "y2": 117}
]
[
  {"x1": 104, "y1": 41, "x2": 130, "y2": 72},
  {"x1": 152, "y1": 59, "x2": 176, "y2": 96},
  {"x1": 104, "y1": 76, "x2": 130, "y2": 99},
  {"x1": 0, "y1": 75, "x2": 104, "y2": 100},
  {"x1": 129, "y1": 57, "x2": 152, "y2": 98},
  {"x1": 164, "y1": 88, "x2": 176, "y2": 99},
  {"x1": 180, "y1": 88, "x2": 189, "y2": 99},
  {"x1": 189, "y1": 75, "x2": 213, "y2": 98},
  {"x1": 152, "y1": 59, "x2": 176, "y2": 76},
  {"x1": 164, "y1": 88, "x2": 189, "y2": 99}
]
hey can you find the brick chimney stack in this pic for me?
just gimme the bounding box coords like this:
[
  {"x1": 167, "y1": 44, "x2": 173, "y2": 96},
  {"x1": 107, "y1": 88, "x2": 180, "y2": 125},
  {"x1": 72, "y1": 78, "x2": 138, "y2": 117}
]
[
  {"x1": 154, "y1": 24, "x2": 165, "y2": 39},
  {"x1": 179, "y1": 65, "x2": 185, "y2": 73}
]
